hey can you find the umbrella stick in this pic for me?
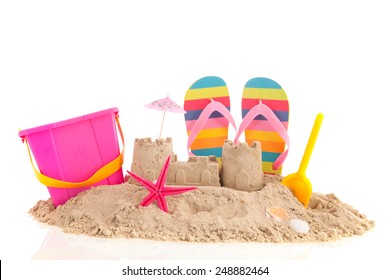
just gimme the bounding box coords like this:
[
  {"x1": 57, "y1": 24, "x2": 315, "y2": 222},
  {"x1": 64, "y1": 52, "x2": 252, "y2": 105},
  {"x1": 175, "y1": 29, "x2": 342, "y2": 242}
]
[{"x1": 159, "y1": 110, "x2": 166, "y2": 138}]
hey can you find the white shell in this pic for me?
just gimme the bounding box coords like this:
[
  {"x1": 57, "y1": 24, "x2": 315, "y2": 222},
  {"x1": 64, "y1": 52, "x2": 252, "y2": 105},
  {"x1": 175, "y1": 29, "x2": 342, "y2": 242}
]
[{"x1": 289, "y1": 218, "x2": 310, "y2": 234}]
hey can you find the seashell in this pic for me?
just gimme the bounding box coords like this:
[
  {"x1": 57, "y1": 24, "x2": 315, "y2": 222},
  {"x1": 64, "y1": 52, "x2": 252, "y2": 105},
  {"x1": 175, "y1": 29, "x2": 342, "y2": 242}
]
[
  {"x1": 266, "y1": 206, "x2": 289, "y2": 222},
  {"x1": 289, "y1": 218, "x2": 310, "y2": 234}
]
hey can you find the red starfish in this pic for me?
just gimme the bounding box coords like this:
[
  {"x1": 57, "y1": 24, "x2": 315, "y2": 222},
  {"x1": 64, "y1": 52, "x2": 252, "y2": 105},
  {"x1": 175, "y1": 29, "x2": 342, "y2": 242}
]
[{"x1": 127, "y1": 155, "x2": 197, "y2": 213}]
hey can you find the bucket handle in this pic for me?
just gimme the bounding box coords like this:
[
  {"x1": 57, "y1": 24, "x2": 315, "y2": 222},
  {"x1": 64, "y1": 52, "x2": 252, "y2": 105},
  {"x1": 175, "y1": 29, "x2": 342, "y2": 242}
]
[{"x1": 22, "y1": 113, "x2": 125, "y2": 189}]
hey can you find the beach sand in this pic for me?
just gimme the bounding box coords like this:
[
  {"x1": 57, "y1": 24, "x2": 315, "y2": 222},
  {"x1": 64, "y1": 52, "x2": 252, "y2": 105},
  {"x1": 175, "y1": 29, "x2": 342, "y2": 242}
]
[{"x1": 29, "y1": 175, "x2": 374, "y2": 243}]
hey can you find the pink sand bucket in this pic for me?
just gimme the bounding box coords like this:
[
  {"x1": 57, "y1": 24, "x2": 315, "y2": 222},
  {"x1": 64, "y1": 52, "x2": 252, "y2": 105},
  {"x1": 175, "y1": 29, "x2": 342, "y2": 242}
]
[{"x1": 19, "y1": 108, "x2": 125, "y2": 207}]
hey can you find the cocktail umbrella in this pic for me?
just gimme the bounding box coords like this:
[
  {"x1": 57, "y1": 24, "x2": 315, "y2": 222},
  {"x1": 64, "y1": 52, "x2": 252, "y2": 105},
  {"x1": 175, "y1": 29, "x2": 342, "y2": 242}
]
[{"x1": 144, "y1": 95, "x2": 186, "y2": 138}]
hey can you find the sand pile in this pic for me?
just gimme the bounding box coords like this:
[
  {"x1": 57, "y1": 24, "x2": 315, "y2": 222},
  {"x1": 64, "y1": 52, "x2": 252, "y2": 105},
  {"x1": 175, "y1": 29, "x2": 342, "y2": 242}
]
[{"x1": 30, "y1": 175, "x2": 374, "y2": 243}]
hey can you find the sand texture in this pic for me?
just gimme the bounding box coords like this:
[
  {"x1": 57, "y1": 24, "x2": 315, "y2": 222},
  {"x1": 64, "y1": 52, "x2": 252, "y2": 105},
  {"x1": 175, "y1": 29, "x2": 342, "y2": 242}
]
[{"x1": 30, "y1": 175, "x2": 374, "y2": 243}]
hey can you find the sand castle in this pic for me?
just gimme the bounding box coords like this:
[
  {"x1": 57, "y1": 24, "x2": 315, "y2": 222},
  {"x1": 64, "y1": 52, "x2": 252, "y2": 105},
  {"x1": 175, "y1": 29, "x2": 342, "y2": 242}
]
[
  {"x1": 221, "y1": 140, "x2": 264, "y2": 191},
  {"x1": 129, "y1": 137, "x2": 264, "y2": 191},
  {"x1": 168, "y1": 156, "x2": 220, "y2": 186},
  {"x1": 129, "y1": 137, "x2": 175, "y2": 185},
  {"x1": 129, "y1": 137, "x2": 220, "y2": 186}
]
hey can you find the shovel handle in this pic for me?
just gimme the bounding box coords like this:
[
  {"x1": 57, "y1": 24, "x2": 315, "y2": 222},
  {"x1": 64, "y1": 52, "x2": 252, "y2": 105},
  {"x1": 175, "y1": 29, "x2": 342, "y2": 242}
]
[{"x1": 298, "y1": 113, "x2": 324, "y2": 176}]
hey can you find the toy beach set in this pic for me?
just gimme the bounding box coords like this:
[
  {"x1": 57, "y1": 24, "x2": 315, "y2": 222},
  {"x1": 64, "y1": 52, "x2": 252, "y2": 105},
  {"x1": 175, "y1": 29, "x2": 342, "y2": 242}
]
[{"x1": 20, "y1": 77, "x2": 374, "y2": 242}]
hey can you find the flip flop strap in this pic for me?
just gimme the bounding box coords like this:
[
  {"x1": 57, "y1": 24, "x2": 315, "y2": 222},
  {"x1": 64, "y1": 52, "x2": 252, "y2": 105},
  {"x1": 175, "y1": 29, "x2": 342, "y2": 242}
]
[
  {"x1": 187, "y1": 99, "x2": 237, "y2": 156},
  {"x1": 234, "y1": 100, "x2": 289, "y2": 171}
]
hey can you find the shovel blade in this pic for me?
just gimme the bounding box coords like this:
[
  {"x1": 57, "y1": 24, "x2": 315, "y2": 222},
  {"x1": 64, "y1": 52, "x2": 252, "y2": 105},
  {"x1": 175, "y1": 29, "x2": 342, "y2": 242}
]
[{"x1": 282, "y1": 173, "x2": 312, "y2": 207}]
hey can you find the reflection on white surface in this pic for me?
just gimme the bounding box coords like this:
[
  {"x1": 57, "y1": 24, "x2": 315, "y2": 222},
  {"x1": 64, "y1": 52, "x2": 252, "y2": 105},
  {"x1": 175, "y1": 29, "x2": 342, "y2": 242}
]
[{"x1": 31, "y1": 223, "x2": 377, "y2": 260}]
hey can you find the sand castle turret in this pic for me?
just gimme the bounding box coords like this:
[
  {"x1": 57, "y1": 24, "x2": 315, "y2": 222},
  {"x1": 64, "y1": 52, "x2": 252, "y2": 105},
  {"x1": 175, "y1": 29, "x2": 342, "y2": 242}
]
[
  {"x1": 221, "y1": 140, "x2": 264, "y2": 191},
  {"x1": 130, "y1": 138, "x2": 175, "y2": 184}
]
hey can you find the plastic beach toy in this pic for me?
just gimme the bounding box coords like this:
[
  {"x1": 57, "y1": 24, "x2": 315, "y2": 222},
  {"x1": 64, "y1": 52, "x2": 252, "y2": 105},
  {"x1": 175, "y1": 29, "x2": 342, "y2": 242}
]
[
  {"x1": 282, "y1": 113, "x2": 323, "y2": 207},
  {"x1": 19, "y1": 108, "x2": 125, "y2": 207},
  {"x1": 127, "y1": 155, "x2": 197, "y2": 213}
]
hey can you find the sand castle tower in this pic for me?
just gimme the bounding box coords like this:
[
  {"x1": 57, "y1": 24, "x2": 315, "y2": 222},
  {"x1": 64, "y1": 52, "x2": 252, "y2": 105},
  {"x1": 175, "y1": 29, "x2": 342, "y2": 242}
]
[
  {"x1": 129, "y1": 137, "x2": 175, "y2": 184},
  {"x1": 221, "y1": 140, "x2": 264, "y2": 191}
]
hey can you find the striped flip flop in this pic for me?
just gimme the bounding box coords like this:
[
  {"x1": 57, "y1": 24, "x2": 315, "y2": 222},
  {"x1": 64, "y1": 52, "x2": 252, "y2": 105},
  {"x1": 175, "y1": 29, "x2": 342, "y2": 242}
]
[
  {"x1": 184, "y1": 76, "x2": 236, "y2": 161},
  {"x1": 235, "y1": 77, "x2": 290, "y2": 174}
]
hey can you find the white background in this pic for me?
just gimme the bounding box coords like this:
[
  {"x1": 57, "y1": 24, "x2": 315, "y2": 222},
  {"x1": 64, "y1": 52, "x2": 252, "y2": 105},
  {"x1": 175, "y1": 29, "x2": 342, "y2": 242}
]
[{"x1": 1, "y1": 0, "x2": 389, "y2": 279}]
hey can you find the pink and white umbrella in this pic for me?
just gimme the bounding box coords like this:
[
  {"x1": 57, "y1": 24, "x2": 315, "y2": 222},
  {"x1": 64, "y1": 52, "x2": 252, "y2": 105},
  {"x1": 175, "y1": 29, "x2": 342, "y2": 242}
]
[{"x1": 144, "y1": 96, "x2": 186, "y2": 138}]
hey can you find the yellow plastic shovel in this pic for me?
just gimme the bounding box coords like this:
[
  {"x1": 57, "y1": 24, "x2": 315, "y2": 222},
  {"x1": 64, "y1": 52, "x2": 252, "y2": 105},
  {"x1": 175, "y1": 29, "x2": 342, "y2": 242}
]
[{"x1": 282, "y1": 113, "x2": 324, "y2": 207}]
